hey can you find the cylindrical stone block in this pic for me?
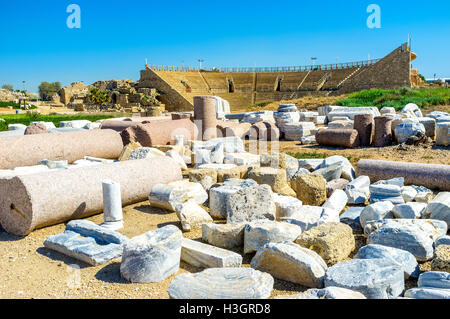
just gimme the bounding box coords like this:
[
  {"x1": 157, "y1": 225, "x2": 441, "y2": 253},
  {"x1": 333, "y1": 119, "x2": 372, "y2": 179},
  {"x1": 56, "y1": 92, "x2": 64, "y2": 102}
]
[
  {"x1": 357, "y1": 159, "x2": 450, "y2": 191},
  {"x1": 100, "y1": 117, "x2": 171, "y2": 132},
  {"x1": 0, "y1": 157, "x2": 182, "y2": 236},
  {"x1": 120, "y1": 119, "x2": 197, "y2": 146},
  {"x1": 0, "y1": 129, "x2": 124, "y2": 170},
  {"x1": 354, "y1": 114, "x2": 374, "y2": 146},
  {"x1": 315, "y1": 129, "x2": 360, "y2": 148},
  {"x1": 194, "y1": 96, "x2": 217, "y2": 141},
  {"x1": 374, "y1": 116, "x2": 393, "y2": 147},
  {"x1": 102, "y1": 180, "x2": 123, "y2": 222},
  {"x1": 436, "y1": 123, "x2": 450, "y2": 146},
  {"x1": 217, "y1": 122, "x2": 252, "y2": 139},
  {"x1": 249, "y1": 121, "x2": 280, "y2": 141}
]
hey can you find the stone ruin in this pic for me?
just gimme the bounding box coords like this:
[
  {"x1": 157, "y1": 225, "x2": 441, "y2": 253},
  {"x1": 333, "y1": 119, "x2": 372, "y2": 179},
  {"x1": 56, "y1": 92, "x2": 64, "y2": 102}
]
[
  {"x1": 0, "y1": 95, "x2": 449, "y2": 300},
  {"x1": 55, "y1": 79, "x2": 165, "y2": 115}
]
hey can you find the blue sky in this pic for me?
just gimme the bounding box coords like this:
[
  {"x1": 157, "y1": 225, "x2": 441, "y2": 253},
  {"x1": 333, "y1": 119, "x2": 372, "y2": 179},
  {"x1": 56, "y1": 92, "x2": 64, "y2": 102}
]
[{"x1": 0, "y1": 0, "x2": 449, "y2": 92}]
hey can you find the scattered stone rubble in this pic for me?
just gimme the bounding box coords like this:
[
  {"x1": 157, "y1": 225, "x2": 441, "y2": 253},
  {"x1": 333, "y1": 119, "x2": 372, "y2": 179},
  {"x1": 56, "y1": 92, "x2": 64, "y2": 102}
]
[{"x1": 0, "y1": 98, "x2": 448, "y2": 300}]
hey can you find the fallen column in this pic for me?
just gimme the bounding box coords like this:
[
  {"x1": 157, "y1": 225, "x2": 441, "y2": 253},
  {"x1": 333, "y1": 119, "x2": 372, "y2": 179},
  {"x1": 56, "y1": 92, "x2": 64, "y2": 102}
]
[
  {"x1": 0, "y1": 157, "x2": 182, "y2": 236},
  {"x1": 249, "y1": 121, "x2": 280, "y2": 141},
  {"x1": 357, "y1": 159, "x2": 450, "y2": 191},
  {"x1": 217, "y1": 122, "x2": 251, "y2": 139},
  {"x1": 315, "y1": 129, "x2": 360, "y2": 148},
  {"x1": 120, "y1": 119, "x2": 197, "y2": 146},
  {"x1": 100, "y1": 117, "x2": 171, "y2": 132},
  {"x1": 0, "y1": 129, "x2": 124, "y2": 170}
]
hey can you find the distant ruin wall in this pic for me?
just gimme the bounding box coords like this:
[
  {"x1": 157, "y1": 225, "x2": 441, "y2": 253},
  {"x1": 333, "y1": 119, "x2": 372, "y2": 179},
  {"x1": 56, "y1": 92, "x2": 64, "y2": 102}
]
[{"x1": 138, "y1": 68, "x2": 194, "y2": 112}]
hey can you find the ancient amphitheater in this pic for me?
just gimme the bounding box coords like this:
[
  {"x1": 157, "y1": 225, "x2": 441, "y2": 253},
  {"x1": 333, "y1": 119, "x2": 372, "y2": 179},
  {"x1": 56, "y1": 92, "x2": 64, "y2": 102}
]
[{"x1": 139, "y1": 43, "x2": 421, "y2": 112}]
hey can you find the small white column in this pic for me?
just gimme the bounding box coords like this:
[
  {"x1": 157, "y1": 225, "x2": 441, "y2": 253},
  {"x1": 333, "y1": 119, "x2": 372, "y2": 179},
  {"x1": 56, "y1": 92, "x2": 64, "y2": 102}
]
[{"x1": 100, "y1": 179, "x2": 124, "y2": 230}]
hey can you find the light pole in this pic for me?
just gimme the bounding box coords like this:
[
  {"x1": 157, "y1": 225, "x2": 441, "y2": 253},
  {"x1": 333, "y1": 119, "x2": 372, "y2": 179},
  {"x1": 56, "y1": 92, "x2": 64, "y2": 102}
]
[
  {"x1": 311, "y1": 57, "x2": 317, "y2": 69},
  {"x1": 198, "y1": 59, "x2": 204, "y2": 70}
]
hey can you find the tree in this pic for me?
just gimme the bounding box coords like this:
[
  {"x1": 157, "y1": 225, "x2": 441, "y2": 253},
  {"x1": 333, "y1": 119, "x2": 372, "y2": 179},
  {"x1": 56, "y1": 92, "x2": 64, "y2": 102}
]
[
  {"x1": 2, "y1": 84, "x2": 13, "y2": 91},
  {"x1": 38, "y1": 81, "x2": 62, "y2": 101},
  {"x1": 87, "y1": 88, "x2": 111, "y2": 106}
]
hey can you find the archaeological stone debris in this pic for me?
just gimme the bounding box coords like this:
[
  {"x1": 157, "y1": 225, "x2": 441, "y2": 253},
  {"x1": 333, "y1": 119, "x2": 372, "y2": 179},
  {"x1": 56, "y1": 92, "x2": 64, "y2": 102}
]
[{"x1": 0, "y1": 94, "x2": 448, "y2": 301}]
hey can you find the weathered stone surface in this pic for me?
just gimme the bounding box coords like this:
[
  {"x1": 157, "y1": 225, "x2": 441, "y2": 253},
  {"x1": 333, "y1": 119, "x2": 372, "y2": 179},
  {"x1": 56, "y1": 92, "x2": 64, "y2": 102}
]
[
  {"x1": 354, "y1": 114, "x2": 374, "y2": 146},
  {"x1": 284, "y1": 206, "x2": 340, "y2": 232},
  {"x1": 175, "y1": 200, "x2": 213, "y2": 232},
  {"x1": 149, "y1": 180, "x2": 208, "y2": 212},
  {"x1": 366, "y1": 221, "x2": 443, "y2": 261},
  {"x1": 324, "y1": 259, "x2": 404, "y2": 299},
  {"x1": 202, "y1": 223, "x2": 245, "y2": 250},
  {"x1": 326, "y1": 179, "x2": 350, "y2": 197},
  {"x1": 373, "y1": 116, "x2": 393, "y2": 147},
  {"x1": 291, "y1": 174, "x2": 327, "y2": 206},
  {"x1": 355, "y1": 244, "x2": 419, "y2": 279},
  {"x1": 227, "y1": 184, "x2": 276, "y2": 224},
  {"x1": 128, "y1": 147, "x2": 165, "y2": 160},
  {"x1": 244, "y1": 220, "x2": 302, "y2": 254},
  {"x1": 395, "y1": 121, "x2": 426, "y2": 144},
  {"x1": 370, "y1": 184, "x2": 405, "y2": 205},
  {"x1": 189, "y1": 168, "x2": 218, "y2": 191},
  {"x1": 345, "y1": 176, "x2": 370, "y2": 204},
  {"x1": 24, "y1": 122, "x2": 48, "y2": 135},
  {"x1": 436, "y1": 122, "x2": 450, "y2": 146},
  {"x1": 210, "y1": 142, "x2": 225, "y2": 164},
  {"x1": 295, "y1": 222, "x2": 355, "y2": 265},
  {"x1": 166, "y1": 150, "x2": 187, "y2": 169},
  {"x1": 431, "y1": 245, "x2": 450, "y2": 273},
  {"x1": 181, "y1": 238, "x2": 242, "y2": 268},
  {"x1": 193, "y1": 148, "x2": 212, "y2": 166},
  {"x1": 340, "y1": 207, "x2": 364, "y2": 230},
  {"x1": 118, "y1": 142, "x2": 143, "y2": 161},
  {"x1": 359, "y1": 201, "x2": 394, "y2": 228},
  {"x1": 248, "y1": 167, "x2": 296, "y2": 197},
  {"x1": 392, "y1": 202, "x2": 427, "y2": 219},
  {"x1": 298, "y1": 159, "x2": 324, "y2": 171},
  {"x1": 364, "y1": 219, "x2": 448, "y2": 239},
  {"x1": 435, "y1": 236, "x2": 450, "y2": 247},
  {"x1": 313, "y1": 163, "x2": 343, "y2": 183},
  {"x1": 168, "y1": 268, "x2": 274, "y2": 299},
  {"x1": 425, "y1": 192, "x2": 450, "y2": 228},
  {"x1": 275, "y1": 287, "x2": 366, "y2": 299},
  {"x1": 322, "y1": 190, "x2": 348, "y2": 213},
  {"x1": 209, "y1": 179, "x2": 257, "y2": 219},
  {"x1": 251, "y1": 242, "x2": 327, "y2": 288},
  {"x1": 224, "y1": 152, "x2": 260, "y2": 166},
  {"x1": 317, "y1": 156, "x2": 356, "y2": 181},
  {"x1": 418, "y1": 271, "x2": 450, "y2": 289},
  {"x1": 120, "y1": 225, "x2": 182, "y2": 283},
  {"x1": 272, "y1": 194, "x2": 303, "y2": 219},
  {"x1": 44, "y1": 220, "x2": 127, "y2": 266},
  {"x1": 191, "y1": 136, "x2": 245, "y2": 154},
  {"x1": 401, "y1": 186, "x2": 418, "y2": 203},
  {"x1": 404, "y1": 287, "x2": 450, "y2": 299}
]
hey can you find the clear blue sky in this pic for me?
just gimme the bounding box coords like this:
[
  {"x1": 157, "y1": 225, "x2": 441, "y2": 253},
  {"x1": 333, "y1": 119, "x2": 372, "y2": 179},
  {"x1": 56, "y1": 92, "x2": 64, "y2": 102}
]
[{"x1": 1, "y1": 0, "x2": 449, "y2": 92}]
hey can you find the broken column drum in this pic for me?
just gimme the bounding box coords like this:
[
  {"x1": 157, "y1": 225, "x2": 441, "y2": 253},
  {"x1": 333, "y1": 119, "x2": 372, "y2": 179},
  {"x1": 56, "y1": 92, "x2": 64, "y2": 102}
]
[
  {"x1": 194, "y1": 96, "x2": 217, "y2": 141},
  {"x1": 357, "y1": 159, "x2": 450, "y2": 191},
  {"x1": 354, "y1": 114, "x2": 374, "y2": 146},
  {"x1": 315, "y1": 129, "x2": 360, "y2": 148},
  {"x1": 374, "y1": 116, "x2": 393, "y2": 147},
  {"x1": 101, "y1": 180, "x2": 124, "y2": 230},
  {"x1": 0, "y1": 129, "x2": 124, "y2": 170},
  {"x1": 120, "y1": 119, "x2": 197, "y2": 146},
  {"x1": 249, "y1": 121, "x2": 280, "y2": 141},
  {"x1": 0, "y1": 157, "x2": 182, "y2": 236}
]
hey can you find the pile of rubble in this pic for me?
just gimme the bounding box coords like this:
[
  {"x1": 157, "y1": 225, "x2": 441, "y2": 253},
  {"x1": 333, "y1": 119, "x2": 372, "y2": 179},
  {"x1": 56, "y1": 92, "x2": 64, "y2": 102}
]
[{"x1": 0, "y1": 96, "x2": 448, "y2": 300}]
